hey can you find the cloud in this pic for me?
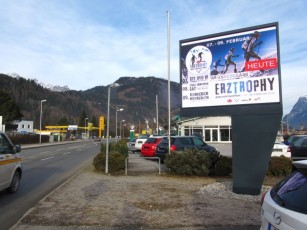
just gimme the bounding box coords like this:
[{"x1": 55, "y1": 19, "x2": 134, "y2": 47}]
[{"x1": 0, "y1": 0, "x2": 306, "y2": 115}]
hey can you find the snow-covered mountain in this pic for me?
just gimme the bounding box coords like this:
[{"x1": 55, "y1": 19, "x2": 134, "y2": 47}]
[
  {"x1": 283, "y1": 96, "x2": 307, "y2": 131},
  {"x1": 7, "y1": 73, "x2": 70, "y2": 92}
]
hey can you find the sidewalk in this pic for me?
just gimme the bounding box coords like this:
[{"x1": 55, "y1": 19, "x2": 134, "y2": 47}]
[{"x1": 11, "y1": 152, "x2": 260, "y2": 230}]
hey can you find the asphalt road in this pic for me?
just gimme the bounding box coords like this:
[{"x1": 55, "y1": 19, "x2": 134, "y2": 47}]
[{"x1": 0, "y1": 141, "x2": 100, "y2": 230}]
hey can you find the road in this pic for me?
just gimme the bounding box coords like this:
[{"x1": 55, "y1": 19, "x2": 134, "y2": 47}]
[{"x1": 0, "y1": 141, "x2": 100, "y2": 230}]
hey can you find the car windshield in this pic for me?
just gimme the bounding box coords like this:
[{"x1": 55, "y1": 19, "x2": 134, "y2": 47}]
[{"x1": 272, "y1": 169, "x2": 307, "y2": 214}]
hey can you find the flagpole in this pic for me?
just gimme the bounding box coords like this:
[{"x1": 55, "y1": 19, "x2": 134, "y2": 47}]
[{"x1": 167, "y1": 11, "x2": 171, "y2": 153}]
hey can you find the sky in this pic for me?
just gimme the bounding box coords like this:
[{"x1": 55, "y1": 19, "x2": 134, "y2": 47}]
[{"x1": 0, "y1": 0, "x2": 306, "y2": 115}]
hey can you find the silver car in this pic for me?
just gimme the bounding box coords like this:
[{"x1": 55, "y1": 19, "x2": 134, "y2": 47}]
[
  {"x1": 0, "y1": 132, "x2": 22, "y2": 193},
  {"x1": 260, "y1": 160, "x2": 307, "y2": 229}
]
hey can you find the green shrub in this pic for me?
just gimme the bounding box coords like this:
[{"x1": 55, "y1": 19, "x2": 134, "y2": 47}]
[
  {"x1": 164, "y1": 149, "x2": 217, "y2": 176},
  {"x1": 110, "y1": 140, "x2": 129, "y2": 157},
  {"x1": 100, "y1": 140, "x2": 128, "y2": 157},
  {"x1": 266, "y1": 156, "x2": 292, "y2": 177},
  {"x1": 215, "y1": 156, "x2": 232, "y2": 176},
  {"x1": 93, "y1": 151, "x2": 126, "y2": 173}
]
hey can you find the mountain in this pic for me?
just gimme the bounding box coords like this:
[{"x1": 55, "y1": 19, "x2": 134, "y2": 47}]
[
  {"x1": 0, "y1": 74, "x2": 181, "y2": 135},
  {"x1": 283, "y1": 96, "x2": 307, "y2": 132},
  {"x1": 7, "y1": 73, "x2": 70, "y2": 92},
  {"x1": 1, "y1": 73, "x2": 306, "y2": 135}
]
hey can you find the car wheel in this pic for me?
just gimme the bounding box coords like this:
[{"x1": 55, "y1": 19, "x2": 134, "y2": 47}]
[{"x1": 7, "y1": 171, "x2": 21, "y2": 193}]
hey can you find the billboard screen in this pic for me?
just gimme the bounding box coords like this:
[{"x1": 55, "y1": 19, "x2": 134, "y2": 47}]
[{"x1": 180, "y1": 23, "x2": 281, "y2": 110}]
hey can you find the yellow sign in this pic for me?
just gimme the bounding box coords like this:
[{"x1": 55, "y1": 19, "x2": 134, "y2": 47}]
[{"x1": 99, "y1": 116, "x2": 104, "y2": 130}]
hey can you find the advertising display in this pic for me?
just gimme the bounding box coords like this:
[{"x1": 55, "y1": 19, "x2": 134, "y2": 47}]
[{"x1": 180, "y1": 23, "x2": 281, "y2": 109}]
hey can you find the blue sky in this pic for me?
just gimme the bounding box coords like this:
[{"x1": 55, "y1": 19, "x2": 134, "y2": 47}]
[{"x1": 0, "y1": 0, "x2": 306, "y2": 115}]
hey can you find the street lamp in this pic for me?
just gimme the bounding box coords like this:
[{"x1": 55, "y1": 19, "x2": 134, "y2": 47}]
[
  {"x1": 120, "y1": 119, "x2": 125, "y2": 138},
  {"x1": 106, "y1": 83, "x2": 120, "y2": 174},
  {"x1": 115, "y1": 108, "x2": 124, "y2": 138},
  {"x1": 85, "y1": 118, "x2": 88, "y2": 139},
  {"x1": 39, "y1": 99, "x2": 47, "y2": 143}
]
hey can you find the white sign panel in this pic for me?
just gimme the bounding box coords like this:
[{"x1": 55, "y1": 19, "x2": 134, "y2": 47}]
[{"x1": 180, "y1": 24, "x2": 280, "y2": 108}]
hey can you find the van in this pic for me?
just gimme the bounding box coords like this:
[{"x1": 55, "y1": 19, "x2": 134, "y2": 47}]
[{"x1": 0, "y1": 132, "x2": 22, "y2": 193}]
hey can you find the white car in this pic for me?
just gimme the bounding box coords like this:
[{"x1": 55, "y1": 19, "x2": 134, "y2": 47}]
[
  {"x1": 260, "y1": 160, "x2": 307, "y2": 229},
  {"x1": 134, "y1": 135, "x2": 149, "y2": 152},
  {"x1": 0, "y1": 132, "x2": 22, "y2": 193},
  {"x1": 271, "y1": 142, "x2": 291, "y2": 158}
]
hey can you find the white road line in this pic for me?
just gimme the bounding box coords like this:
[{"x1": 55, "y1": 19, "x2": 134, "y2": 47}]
[
  {"x1": 63, "y1": 152, "x2": 71, "y2": 155},
  {"x1": 41, "y1": 156, "x2": 54, "y2": 161}
]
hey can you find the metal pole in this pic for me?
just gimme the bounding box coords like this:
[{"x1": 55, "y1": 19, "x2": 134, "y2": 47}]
[
  {"x1": 156, "y1": 94, "x2": 159, "y2": 135},
  {"x1": 39, "y1": 100, "x2": 46, "y2": 143},
  {"x1": 167, "y1": 11, "x2": 171, "y2": 153},
  {"x1": 105, "y1": 87, "x2": 110, "y2": 174},
  {"x1": 115, "y1": 109, "x2": 118, "y2": 138}
]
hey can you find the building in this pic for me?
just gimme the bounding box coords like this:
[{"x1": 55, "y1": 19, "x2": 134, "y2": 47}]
[
  {"x1": 13, "y1": 120, "x2": 34, "y2": 133},
  {"x1": 177, "y1": 116, "x2": 232, "y2": 143}
]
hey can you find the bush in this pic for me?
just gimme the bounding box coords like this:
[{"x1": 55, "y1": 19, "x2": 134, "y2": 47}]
[
  {"x1": 93, "y1": 151, "x2": 126, "y2": 173},
  {"x1": 266, "y1": 156, "x2": 292, "y2": 177},
  {"x1": 164, "y1": 149, "x2": 219, "y2": 176},
  {"x1": 100, "y1": 140, "x2": 128, "y2": 157},
  {"x1": 215, "y1": 156, "x2": 232, "y2": 176}
]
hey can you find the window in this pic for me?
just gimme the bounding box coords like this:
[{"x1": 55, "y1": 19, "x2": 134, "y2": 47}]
[
  {"x1": 193, "y1": 137, "x2": 205, "y2": 146},
  {"x1": 272, "y1": 169, "x2": 307, "y2": 214},
  {"x1": 0, "y1": 134, "x2": 13, "y2": 154}
]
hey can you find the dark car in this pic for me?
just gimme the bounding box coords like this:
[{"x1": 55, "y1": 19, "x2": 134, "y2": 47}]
[
  {"x1": 290, "y1": 136, "x2": 307, "y2": 160},
  {"x1": 286, "y1": 134, "x2": 307, "y2": 146},
  {"x1": 155, "y1": 136, "x2": 219, "y2": 160}
]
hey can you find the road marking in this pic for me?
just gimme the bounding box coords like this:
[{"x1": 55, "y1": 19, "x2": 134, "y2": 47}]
[
  {"x1": 41, "y1": 157, "x2": 54, "y2": 161},
  {"x1": 63, "y1": 152, "x2": 71, "y2": 155}
]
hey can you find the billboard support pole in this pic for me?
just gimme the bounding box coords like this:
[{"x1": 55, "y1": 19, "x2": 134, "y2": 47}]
[{"x1": 232, "y1": 113, "x2": 282, "y2": 194}]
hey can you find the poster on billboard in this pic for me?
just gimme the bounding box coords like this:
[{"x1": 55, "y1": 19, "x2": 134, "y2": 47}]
[{"x1": 180, "y1": 23, "x2": 281, "y2": 109}]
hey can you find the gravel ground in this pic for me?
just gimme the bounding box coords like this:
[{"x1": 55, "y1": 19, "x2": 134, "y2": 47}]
[{"x1": 15, "y1": 158, "x2": 272, "y2": 230}]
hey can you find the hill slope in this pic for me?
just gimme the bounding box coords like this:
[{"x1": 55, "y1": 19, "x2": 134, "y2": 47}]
[{"x1": 0, "y1": 74, "x2": 181, "y2": 135}]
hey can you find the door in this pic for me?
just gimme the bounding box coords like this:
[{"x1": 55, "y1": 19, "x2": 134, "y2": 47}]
[
  {"x1": 0, "y1": 133, "x2": 15, "y2": 190},
  {"x1": 204, "y1": 128, "x2": 219, "y2": 142}
]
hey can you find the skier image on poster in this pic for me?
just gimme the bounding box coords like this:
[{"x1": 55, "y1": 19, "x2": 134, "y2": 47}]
[
  {"x1": 240, "y1": 31, "x2": 263, "y2": 72},
  {"x1": 222, "y1": 48, "x2": 239, "y2": 74},
  {"x1": 211, "y1": 58, "x2": 224, "y2": 75}
]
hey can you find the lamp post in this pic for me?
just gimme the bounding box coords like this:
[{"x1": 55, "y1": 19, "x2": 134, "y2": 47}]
[
  {"x1": 39, "y1": 99, "x2": 47, "y2": 143},
  {"x1": 105, "y1": 83, "x2": 120, "y2": 174},
  {"x1": 85, "y1": 117, "x2": 88, "y2": 139},
  {"x1": 120, "y1": 119, "x2": 125, "y2": 138},
  {"x1": 115, "y1": 108, "x2": 124, "y2": 138}
]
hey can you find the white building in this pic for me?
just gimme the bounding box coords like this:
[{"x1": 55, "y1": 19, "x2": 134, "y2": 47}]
[
  {"x1": 177, "y1": 116, "x2": 232, "y2": 143},
  {"x1": 13, "y1": 120, "x2": 34, "y2": 133}
]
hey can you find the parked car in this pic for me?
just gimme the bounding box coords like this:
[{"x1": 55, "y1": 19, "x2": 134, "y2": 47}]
[
  {"x1": 141, "y1": 136, "x2": 163, "y2": 157},
  {"x1": 260, "y1": 160, "x2": 307, "y2": 229},
  {"x1": 127, "y1": 138, "x2": 137, "y2": 153},
  {"x1": 290, "y1": 136, "x2": 307, "y2": 160},
  {"x1": 134, "y1": 135, "x2": 150, "y2": 152},
  {"x1": 155, "y1": 136, "x2": 219, "y2": 160},
  {"x1": 285, "y1": 134, "x2": 307, "y2": 146},
  {"x1": 271, "y1": 142, "x2": 291, "y2": 157},
  {"x1": 0, "y1": 132, "x2": 22, "y2": 193}
]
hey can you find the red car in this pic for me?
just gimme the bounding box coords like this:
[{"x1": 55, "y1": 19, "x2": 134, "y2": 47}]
[{"x1": 141, "y1": 136, "x2": 163, "y2": 157}]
